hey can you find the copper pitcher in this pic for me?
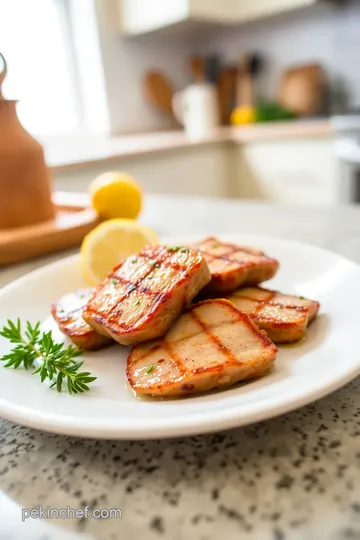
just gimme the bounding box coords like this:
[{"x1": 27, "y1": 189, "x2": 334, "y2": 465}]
[{"x1": 0, "y1": 53, "x2": 55, "y2": 229}]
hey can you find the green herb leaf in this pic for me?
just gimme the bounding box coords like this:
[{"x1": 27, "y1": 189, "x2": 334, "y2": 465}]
[
  {"x1": 146, "y1": 363, "x2": 155, "y2": 374},
  {"x1": 110, "y1": 279, "x2": 117, "y2": 285},
  {"x1": 0, "y1": 319, "x2": 96, "y2": 395},
  {"x1": 211, "y1": 242, "x2": 219, "y2": 248},
  {"x1": 166, "y1": 245, "x2": 185, "y2": 252},
  {"x1": 299, "y1": 296, "x2": 305, "y2": 300}
]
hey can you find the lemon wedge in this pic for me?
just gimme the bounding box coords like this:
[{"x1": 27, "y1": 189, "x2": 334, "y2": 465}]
[
  {"x1": 89, "y1": 171, "x2": 142, "y2": 220},
  {"x1": 81, "y1": 219, "x2": 158, "y2": 285}
]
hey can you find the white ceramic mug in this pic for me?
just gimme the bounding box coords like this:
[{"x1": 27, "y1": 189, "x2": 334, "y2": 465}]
[{"x1": 172, "y1": 83, "x2": 220, "y2": 139}]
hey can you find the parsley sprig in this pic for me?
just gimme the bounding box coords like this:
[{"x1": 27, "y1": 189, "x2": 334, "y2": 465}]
[{"x1": 0, "y1": 319, "x2": 96, "y2": 394}]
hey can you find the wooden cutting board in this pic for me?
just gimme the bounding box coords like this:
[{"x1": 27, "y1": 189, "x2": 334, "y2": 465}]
[
  {"x1": 279, "y1": 63, "x2": 325, "y2": 116},
  {"x1": 0, "y1": 191, "x2": 101, "y2": 266}
]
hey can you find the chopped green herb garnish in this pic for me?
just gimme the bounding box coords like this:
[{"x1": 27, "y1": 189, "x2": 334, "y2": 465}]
[
  {"x1": 0, "y1": 319, "x2": 96, "y2": 394},
  {"x1": 150, "y1": 260, "x2": 159, "y2": 267},
  {"x1": 131, "y1": 257, "x2": 137, "y2": 263},
  {"x1": 211, "y1": 242, "x2": 220, "y2": 248},
  {"x1": 135, "y1": 299, "x2": 141, "y2": 305},
  {"x1": 146, "y1": 363, "x2": 155, "y2": 374},
  {"x1": 179, "y1": 247, "x2": 189, "y2": 253},
  {"x1": 299, "y1": 296, "x2": 305, "y2": 300},
  {"x1": 147, "y1": 276, "x2": 152, "y2": 280},
  {"x1": 110, "y1": 279, "x2": 117, "y2": 285},
  {"x1": 166, "y1": 245, "x2": 184, "y2": 252}
]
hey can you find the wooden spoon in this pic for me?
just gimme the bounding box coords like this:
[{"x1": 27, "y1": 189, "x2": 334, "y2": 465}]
[{"x1": 143, "y1": 71, "x2": 175, "y2": 115}]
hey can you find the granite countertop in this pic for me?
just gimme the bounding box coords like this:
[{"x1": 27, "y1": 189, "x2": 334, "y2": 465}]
[{"x1": 1, "y1": 195, "x2": 360, "y2": 540}]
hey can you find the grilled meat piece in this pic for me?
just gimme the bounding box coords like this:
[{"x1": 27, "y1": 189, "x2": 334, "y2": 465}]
[
  {"x1": 83, "y1": 245, "x2": 211, "y2": 346},
  {"x1": 190, "y1": 236, "x2": 279, "y2": 294},
  {"x1": 227, "y1": 286, "x2": 319, "y2": 343},
  {"x1": 127, "y1": 298, "x2": 277, "y2": 397},
  {"x1": 51, "y1": 289, "x2": 112, "y2": 350}
]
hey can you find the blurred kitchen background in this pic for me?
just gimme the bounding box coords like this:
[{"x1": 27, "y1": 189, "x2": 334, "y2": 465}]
[{"x1": 1, "y1": 0, "x2": 360, "y2": 207}]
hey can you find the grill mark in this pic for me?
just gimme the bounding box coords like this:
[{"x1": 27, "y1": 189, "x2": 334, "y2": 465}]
[
  {"x1": 131, "y1": 343, "x2": 164, "y2": 363},
  {"x1": 51, "y1": 305, "x2": 101, "y2": 341},
  {"x1": 198, "y1": 237, "x2": 265, "y2": 255},
  {"x1": 85, "y1": 267, "x2": 157, "y2": 323},
  {"x1": 128, "y1": 298, "x2": 278, "y2": 390},
  {"x1": 95, "y1": 248, "x2": 201, "y2": 321},
  {"x1": 130, "y1": 299, "x2": 231, "y2": 363},
  {"x1": 231, "y1": 292, "x2": 310, "y2": 314},
  {"x1": 232, "y1": 289, "x2": 274, "y2": 301},
  {"x1": 111, "y1": 275, "x2": 167, "y2": 302},
  {"x1": 140, "y1": 251, "x2": 188, "y2": 273},
  {"x1": 54, "y1": 295, "x2": 91, "y2": 321},
  {"x1": 228, "y1": 290, "x2": 313, "y2": 337},
  {"x1": 189, "y1": 307, "x2": 240, "y2": 365},
  {"x1": 161, "y1": 337, "x2": 187, "y2": 376},
  {"x1": 210, "y1": 238, "x2": 276, "y2": 260},
  {"x1": 242, "y1": 291, "x2": 276, "y2": 317},
  {"x1": 56, "y1": 307, "x2": 85, "y2": 323},
  {"x1": 107, "y1": 276, "x2": 195, "y2": 330},
  {"x1": 195, "y1": 247, "x2": 260, "y2": 273},
  {"x1": 210, "y1": 241, "x2": 263, "y2": 257},
  {"x1": 212, "y1": 299, "x2": 277, "y2": 349},
  {"x1": 192, "y1": 237, "x2": 272, "y2": 263},
  {"x1": 193, "y1": 238, "x2": 252, "y2": 255}
]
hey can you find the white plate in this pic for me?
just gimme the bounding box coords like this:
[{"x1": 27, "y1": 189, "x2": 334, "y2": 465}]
[{"x1": 1, "y1": 234, "x2": 360, "y2": 440}]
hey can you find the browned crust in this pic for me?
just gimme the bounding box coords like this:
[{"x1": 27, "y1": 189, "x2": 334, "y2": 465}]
[
  {"x1": 191, "y1": 236, "x2": 279, "y2": 294},
  {"x1": 227, "y1": 287, "x2": 320, "y2": 344},
  {"x1": 127, "y1": 298, "x2": 277, "y2": 396},
  {"x1": 83, "y1": 246, "x2": 211, "y2": 345},
  {"x1": 51, "y1": 300, "x2": 112, "y2": 351}
]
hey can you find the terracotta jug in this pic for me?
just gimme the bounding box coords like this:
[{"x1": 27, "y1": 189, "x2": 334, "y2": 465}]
[{"x1": 0, "y1": 53, "x2": 55, "y2": 229}]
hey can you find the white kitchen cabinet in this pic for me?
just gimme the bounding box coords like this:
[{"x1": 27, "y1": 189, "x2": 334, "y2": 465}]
[
  {"x1": 235, "y1": 137, "x2": 337, "y2": 207},
  {"x1": 53, "y1": 143, "x2": 233, "y2": 199},
  {"x1": 119, "y1": 0, "x2": 319, "y2": 35},
  {"x1": 50, "y1": 124, "x2": 337, "y2": 208},
  {"x1": 235, "y1": 0, "x2": 318, "y2": 23}
]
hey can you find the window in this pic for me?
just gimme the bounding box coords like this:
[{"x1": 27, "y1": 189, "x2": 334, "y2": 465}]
[{"x1": 0, "y1": 0, "x2": 109, "y2": 137}]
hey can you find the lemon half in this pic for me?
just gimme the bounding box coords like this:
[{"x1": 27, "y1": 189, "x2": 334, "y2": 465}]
[{"x1": 81, "y1": 219, "x2": 158, "y2": 285}]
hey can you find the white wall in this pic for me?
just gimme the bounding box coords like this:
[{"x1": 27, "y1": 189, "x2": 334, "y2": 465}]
[
  {"x1": 94, "y1": 0, "x2": 200, "y2": 135},
  {"x1": 196, "y1": 0, "x2": 360, "y2": 110},
  {"x1": 93, "y1": 0, "x2": 360, "y2": 135}
]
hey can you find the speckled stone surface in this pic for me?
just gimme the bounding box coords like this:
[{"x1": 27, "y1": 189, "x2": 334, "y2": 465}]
[{"x1": 1, "y1": 195, "x2": 360, "y2": 540}]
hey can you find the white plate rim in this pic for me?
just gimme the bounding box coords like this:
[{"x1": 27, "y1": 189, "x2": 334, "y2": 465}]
[{"x1": 1, "y1": 234, "x2": 360, "y2": 440}]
